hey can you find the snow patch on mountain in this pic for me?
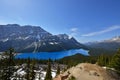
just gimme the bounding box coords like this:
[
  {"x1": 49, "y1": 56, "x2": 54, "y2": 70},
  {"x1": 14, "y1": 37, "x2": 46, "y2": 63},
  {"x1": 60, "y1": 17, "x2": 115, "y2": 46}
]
[
  {"x1": 49, "y1": 42, "x2": 54, "y2": 45},
  {"x1": 30, "y1": 29, "x2": 33, "y2": 34},
  {"x1": 10, "y1": 33, "x2": 15, "y2": 36},
  {"x1": 36, "y1": 34, "x2": 40, "y2": 40},
  {"x1": 86, "y1": 36, "x2": 120, "y2": 45},
  {"x1": 33, "y1": 42, "x2": 38, "y2": 53},
  {"x1": 16, "y1": 36, "x2": 30, "y2": 40},
  {"x1": 1, "y1": 38, "x2": 9, "y2": 42}
]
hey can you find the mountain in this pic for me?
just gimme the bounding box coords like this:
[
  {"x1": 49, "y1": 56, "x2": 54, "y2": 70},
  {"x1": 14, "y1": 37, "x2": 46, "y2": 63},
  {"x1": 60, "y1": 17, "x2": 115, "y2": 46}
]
[
  {"x1": 85, "y1": 36, "x2": 120, "y2": 55},
  {"x1": 0, "y1": 24, "x2": 86, "y2": 52}
]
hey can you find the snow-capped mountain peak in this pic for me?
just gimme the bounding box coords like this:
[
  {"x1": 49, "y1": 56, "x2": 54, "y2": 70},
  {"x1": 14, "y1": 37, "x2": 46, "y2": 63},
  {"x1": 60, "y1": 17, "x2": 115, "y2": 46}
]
[
  {"x1": 0, "y1": 24, "x2": 85, "y2": 52},
  {"x1": 111, "y1": 36, "x2": 120, "y2": 41}
]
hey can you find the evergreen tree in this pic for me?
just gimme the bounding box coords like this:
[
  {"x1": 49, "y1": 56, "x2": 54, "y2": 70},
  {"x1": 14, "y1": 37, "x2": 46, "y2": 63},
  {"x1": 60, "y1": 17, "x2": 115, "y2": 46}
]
[
  {"x1": 110, "y1": 49, "x2": 120, "y2": 74},
  {"x1": 2, "y1": 48, "x2": 15, "y2": 80},
  {"x1": 97, "y1": 54, "x2": 110, "y2": 66},
  {"x1": 30, "y1": 59, "x2": 36, "y2": 80},
  {"x1": 56, "y1": 64, "x2": 60, "y2": 76},
  {"x1": 30, "y1": 65, "x2": 35, "y2": 80},
  {"x1": 26, "y1": 58, "x2": 31, "y2": 80},
  {"x1": 97, "y1": 54, "x2": 104, "y2": 66},
  {"x1": 69, "y1": 76, "x2": 76, "y2": 80},
  {"x1": 8, "y1": 48, "x2": 15, "y2": 79},
  {"x1": 38, "y1": 72, "x2": 41, "y2": 80},
  {"x1": 45, "y1": 59, "x2": 52, "y2": 80}
]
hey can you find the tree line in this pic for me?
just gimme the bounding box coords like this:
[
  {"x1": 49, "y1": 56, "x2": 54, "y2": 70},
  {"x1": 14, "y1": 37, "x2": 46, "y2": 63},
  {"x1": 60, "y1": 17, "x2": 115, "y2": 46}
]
[{"x1": 0, "y1": 48, "x2": 120, "y2": 80}]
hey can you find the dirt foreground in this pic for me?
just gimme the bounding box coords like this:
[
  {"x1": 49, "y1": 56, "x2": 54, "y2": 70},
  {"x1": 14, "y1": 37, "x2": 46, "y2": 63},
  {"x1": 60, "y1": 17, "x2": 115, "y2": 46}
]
[{"x1": 54, "y1": 63, "x2": 120, "y2": 80}]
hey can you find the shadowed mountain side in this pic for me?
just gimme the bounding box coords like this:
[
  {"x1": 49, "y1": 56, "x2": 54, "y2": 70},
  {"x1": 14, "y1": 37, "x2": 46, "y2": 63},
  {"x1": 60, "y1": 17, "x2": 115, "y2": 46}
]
[{"x1": 0, "y1": 24, "x2": 87, "y2": 53}]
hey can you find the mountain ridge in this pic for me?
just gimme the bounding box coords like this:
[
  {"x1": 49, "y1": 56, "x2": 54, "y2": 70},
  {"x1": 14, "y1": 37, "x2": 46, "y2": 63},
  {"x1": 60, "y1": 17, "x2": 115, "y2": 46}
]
[
  {"x1": 0, "y1": 24, "x2": 86, "y2": 52},
  {"x1": 85, "y1": 36, "x2": 120, "y2": 55}
]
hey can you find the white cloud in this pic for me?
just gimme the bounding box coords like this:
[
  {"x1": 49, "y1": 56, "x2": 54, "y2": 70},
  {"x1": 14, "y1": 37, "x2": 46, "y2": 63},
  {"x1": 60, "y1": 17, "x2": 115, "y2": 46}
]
[
  {"x1": 81, "y1": 25, "x2": 120, "y2": 37},
  {"x1": 70, "y1": 28, "x2": 78, "y2": 32},
  {"x1": 69, "y1": 28, "x2": 78, "y2": 38}
]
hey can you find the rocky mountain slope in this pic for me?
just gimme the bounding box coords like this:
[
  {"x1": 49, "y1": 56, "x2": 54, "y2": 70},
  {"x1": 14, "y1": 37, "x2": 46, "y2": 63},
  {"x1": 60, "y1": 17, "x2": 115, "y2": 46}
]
[{"x1": 0, "y1": 24, "x2": 86, "y2": 52}]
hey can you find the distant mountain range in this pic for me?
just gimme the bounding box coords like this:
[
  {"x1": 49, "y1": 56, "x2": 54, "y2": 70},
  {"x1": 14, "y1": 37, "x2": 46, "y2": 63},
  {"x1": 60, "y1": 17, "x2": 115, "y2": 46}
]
[
  {"x1": 85, "y1": 36, "x2": 120, "y2": 55},
  {"x1": 0, "y1": 24, "x2": 86, "y2": 52},
  {"x1": 0, "y1": 24, "x2": 120, "y2": 55}
]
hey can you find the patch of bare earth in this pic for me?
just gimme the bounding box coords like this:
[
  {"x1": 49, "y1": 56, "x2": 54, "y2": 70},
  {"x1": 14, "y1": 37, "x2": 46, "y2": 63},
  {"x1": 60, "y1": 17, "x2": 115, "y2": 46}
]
[{"x1": 54, "y1": 63, "x2": 120, "y2": 80}]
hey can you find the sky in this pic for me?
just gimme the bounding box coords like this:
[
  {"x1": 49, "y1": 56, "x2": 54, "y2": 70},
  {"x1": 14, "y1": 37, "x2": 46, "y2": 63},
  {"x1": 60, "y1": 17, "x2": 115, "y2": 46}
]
[{"x1": 0, "y1": 0, "x2": 120, "y2": 43}]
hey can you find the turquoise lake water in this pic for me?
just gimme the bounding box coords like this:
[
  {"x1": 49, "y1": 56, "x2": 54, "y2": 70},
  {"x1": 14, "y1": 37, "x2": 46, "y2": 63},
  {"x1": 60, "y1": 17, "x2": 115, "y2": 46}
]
[{"x1": 15, "y1": 49, "x2": 89, "y2": 59}]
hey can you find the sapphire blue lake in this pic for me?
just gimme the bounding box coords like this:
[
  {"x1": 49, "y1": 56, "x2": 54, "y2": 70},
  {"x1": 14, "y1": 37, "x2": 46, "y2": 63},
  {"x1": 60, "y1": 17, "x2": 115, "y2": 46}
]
[{"x1": 15, "y1": 49, "x2": 89, "y2": 59}]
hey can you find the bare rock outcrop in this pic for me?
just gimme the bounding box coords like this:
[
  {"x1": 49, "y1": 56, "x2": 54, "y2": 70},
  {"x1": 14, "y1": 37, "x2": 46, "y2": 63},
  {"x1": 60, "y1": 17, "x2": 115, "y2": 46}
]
[{"x1": 54, "y1": 63, "x2": 120, "y2": 80}]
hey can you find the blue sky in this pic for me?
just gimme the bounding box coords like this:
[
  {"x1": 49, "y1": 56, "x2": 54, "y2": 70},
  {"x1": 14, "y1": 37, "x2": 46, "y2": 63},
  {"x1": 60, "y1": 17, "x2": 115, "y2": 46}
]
[{"x1": 0, "y1": 0, "x2": 120, "y2": 43}]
